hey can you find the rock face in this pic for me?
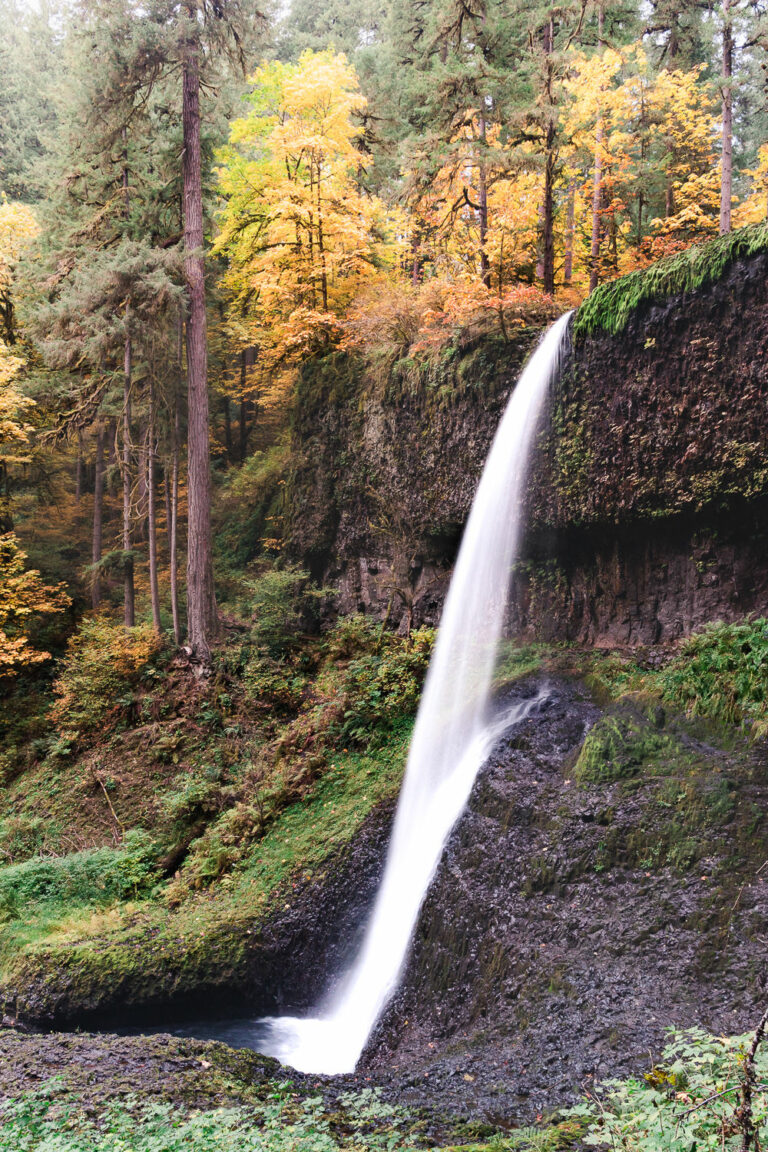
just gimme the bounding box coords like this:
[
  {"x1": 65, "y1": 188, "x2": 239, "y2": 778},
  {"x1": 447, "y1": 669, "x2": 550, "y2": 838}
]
[
  {"x1": 359, "y1": 677, "x2": 768, "y2": 1122},
  {"x1": 288, "y1": 254, "x2": 768, "y2": 644}
]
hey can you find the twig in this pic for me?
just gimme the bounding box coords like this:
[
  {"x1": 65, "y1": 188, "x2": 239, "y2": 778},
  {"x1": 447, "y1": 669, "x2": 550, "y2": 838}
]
[
  {"x1": 738, "y1": 1008, "x2": 768, "y2": 1152},
  {"x1": 92, "y1": 767, "x2": 124, "y2": 838}
]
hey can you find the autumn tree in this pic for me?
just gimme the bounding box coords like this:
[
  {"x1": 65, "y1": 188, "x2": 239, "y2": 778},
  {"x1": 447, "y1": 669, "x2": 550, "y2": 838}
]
[
  {"x1": 0, "y1": 533, "x2": 70, "y2": 677},
  {"x1": 216, "y1": 50, "x2": 401, "y2": 368}
]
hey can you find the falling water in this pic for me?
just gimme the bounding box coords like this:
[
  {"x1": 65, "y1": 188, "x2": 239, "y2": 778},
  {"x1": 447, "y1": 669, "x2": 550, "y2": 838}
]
[{"x1": 259, "y1": 310, "x2": 573, "y2": 1075}]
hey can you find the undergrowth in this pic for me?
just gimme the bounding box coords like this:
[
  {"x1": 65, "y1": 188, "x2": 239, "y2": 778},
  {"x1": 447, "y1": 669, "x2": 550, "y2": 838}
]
[
  {"x1": 658, "y1": 619, "x2": 768, "y2": 739},
  {"x1": 0, "y1": 1084, "x2": 413, "y2": 1152},
  {"x1": 566, "y1": 1025, "x2": 768, "y2": 1150},
  {"x1": 574, "y1": 223, "x2": 768, "y2": 339}
]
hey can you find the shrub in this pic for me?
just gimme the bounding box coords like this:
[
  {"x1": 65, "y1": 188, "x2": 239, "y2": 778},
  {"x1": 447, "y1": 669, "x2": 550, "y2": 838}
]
[
  {"x1": 0, "y1": 1083, "x2": 410, "y2": 1152},
  {"x1": 50, "y1": 618, "x2": 164, "y2": 738},
  {"x1": 658, "y1": 618, "x2": 768, "y2": 738},
  {"x1": 337, "y1": 625, "x2": 434, "y2": 746},
  {"x1": 0, "y1": 815, "x2": 45, "y2": 864},
  {"x1": 214, "y1": 443, "x2": 291, "y2": 572},
  {"x1": 240, "y1": 564, "x2": 327, "y2": 657}
]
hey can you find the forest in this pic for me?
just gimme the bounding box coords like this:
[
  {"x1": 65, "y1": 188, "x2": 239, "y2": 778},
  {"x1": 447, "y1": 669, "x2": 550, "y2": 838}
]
[{"x1": 2, "y1": 0, "x2": 768, "y2": 1148}]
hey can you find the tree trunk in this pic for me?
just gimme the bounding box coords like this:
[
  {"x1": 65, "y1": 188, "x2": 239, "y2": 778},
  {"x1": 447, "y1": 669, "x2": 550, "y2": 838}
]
[
  {"x1": 316, "y1": 163, "x2": 329, "y2": 311},
  {"x1": 122, "y1": 338, "x2": 135, "y2": 628},
  {"x1": 720, "y1": 0, "x2": 733, "y2": 235},
  {"x1": 541, "y1": 123, "x2": 556, "y2": 295},
  {"x1": 539, "y1": 17, "x2": 556, "y2": 296},
  {"x1": 239, "y1": 347, "x2": 256, "y2": 462},
  {"x1": 92, "y1": 421, "x2": 104, "y2": 609},
  {"x1": 223, "y1": 394, "x2": 232, "y2": 460},
  {"x1": 166, "y1": 383, "x2": 182, "y2": 646},
  {"x1": 665, "y1": 178, "x2": 675, "y2": 218},
  {"x1": 75, "y1": 431, "x2": 84, "y2": 503},
  {"x1": 564, "y1": 182, "x2": 575, "y2": 284},
  {"x1": 589, "y1": 129, "x2": 603, "y2": 292},
  {"x1": 137, "y1": 419, "x2": 149, "y2": 542},
  {"x1": 182, "y1": 10, "x2": 216, "y2": 661},
  {"x1": 147, "y1": 379, "x2": 162, "y2": 636},
  {"x1": 589, "y1": 5, "x2": 605, "y2": 292},
  {"x1": 478, "y1": 115, "x2": 490, "y2": 289}
]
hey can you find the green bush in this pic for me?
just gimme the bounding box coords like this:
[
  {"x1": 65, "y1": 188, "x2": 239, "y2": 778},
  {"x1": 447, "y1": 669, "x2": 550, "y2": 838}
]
[
  {"x1": 574, "y1": 710, "x2": 668, "y2": 784},
  {"x1": 337, "y1": 624, "x2": 434, "y2": 746},
  {"x1": 244, "y1": 656, "x2": 308, "y2": 713},
  {"x1": 0, "y1": 814, "x2": 45, "y2": 864},
  {"x1": 241, "y1": 564, "x2": 326, "y2": 657},
  {"x1": 566, "y1": 1025, "x2": 768, "y2": 1150},
  {"x1": 0, "y1": 832, "x2": 158, "y2": 921},
  {"x1": 659, "y1": 618, "x2": 768, "y2": 738},
  {"x1": 50, "y1": 618, "x2": 164, "y2": 738},
  {"x1": 214, "y1": 443, "x2": 291, "y2": 573}
]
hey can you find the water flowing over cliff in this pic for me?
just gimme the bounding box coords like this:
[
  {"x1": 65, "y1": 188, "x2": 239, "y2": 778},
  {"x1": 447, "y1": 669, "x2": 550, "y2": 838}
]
[{"x1": 256, "y1": 313, "x2": 573, "y2": 1074}]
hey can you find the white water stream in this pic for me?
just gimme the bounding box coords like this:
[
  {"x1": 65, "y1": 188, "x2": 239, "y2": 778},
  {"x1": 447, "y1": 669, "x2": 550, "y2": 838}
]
[{"x1": 259, "y1": 311, "x2": 573, "y2": 1075}]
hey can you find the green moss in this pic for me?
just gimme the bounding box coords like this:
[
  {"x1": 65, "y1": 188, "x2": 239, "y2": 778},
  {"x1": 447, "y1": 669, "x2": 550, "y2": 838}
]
[
  {"x1": 574, "y1": 223, "x2": 768, "y2": 340},
  {"x1": 574, "y1": 708, "x2": 671, "y2": 784}
]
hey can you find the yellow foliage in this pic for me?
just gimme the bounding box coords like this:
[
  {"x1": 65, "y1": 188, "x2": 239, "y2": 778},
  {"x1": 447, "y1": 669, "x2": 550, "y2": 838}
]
[
  {"x1": 343, "y1": 277, "x2": 558, "y2": 357},
  {"x1": 734, "y1": 145, "x2": 768, "y2": 227},
  {"x1": 0, "y1": 199, "x2": 38, "y2": 296},
  {"x1": 51, "y1": 617, "x2": 162, "y2": 735},
  {"x1": 0, "y1": 341, "x2": 35, "y2": 465},
  {"x1": 215, "y1": 50, "x2": 404, "y2": 377},
  {"x1": 0, "y1": 533, "x2": 70, "y2": 677}
]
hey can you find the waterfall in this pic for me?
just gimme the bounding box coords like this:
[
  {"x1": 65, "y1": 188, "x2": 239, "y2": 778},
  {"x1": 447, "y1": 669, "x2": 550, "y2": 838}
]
[{"x1": 258, "y1": 310, "x2": 573, "y2": 1075}]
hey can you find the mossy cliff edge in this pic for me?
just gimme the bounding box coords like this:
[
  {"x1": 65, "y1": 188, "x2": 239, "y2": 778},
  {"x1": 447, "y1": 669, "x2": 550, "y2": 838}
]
[{"x1": 287, "y1": 228, "x2": 768, "y2": 645}]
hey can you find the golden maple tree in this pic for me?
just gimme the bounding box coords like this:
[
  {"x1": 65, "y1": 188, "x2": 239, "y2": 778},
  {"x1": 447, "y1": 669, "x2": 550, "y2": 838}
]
[{"x1": 215, "y1": 49, "x2": 403, "y2": 381}]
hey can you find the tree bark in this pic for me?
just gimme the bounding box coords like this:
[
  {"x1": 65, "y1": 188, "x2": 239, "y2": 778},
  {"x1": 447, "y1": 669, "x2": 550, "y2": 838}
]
[
  {"x1": 122, "y1": 337, "x2": 135, "y2": 629},
  {"x1": 147, "y1": 378, "x2": 162, "y2": 635},
  {"x1": 75, "y1": 431, "x2": 84, "y2": 504},
  {"x1": 239, "y1": 347, "x2": 256, "y2": 462},
  {"x1": 92, "y1": 421, "x2": 104, "y2": 609},
  {"x1": 170, "y1": 395, "x2": 181, "y2": 645},
  {"x1": 720, "y1": 0, "x2": 733, "y2": 235},
  {"x1": 182, "y1": 10, "x2": 216, "y2": 661},
  {"x1": 223, "y1": 394, "x2": 232, "y2": 460},
  {"x1": 541, "y1": 120, "x2": 556, "y2": 295},
  {"x1": 539, "y1": 16, "x2": 556, "y2": 296}
]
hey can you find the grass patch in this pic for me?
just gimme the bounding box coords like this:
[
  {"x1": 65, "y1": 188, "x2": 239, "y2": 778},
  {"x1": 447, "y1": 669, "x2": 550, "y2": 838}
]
[
  {"x1": 574, "y1": 223, "x2": 768, "y2": 339},
  {"x1": 0, "y1": 832, "x2": 158, "y2": 923}
]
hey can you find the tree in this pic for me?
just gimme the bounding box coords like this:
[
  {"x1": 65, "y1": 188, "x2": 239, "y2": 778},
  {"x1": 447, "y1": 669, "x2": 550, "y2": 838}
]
[
  {"x1": 0, "y1": 200, "x2": 38, "y2": 345},
  {"x1": 0, "y1": 0, "x2": 61, "y2": 202},
  {"x1": 215, "y1": 50, "x2": 401, "y2": 367},
  {"x1": 0, "y1": 533, "x2": 70, "y2": 678},
  {"x1": 277, "y1": 0, "x2": 388, "y2": 60},
  {"x1": 0, "y1": 341, "x2": 36, "y2": 531}
]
